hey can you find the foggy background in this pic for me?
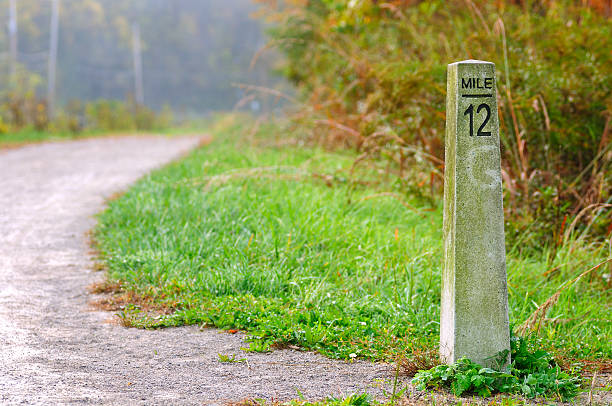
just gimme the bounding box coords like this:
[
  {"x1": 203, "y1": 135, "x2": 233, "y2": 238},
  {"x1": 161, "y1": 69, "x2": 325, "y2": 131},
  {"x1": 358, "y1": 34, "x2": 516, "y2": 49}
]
[{"x1": 0, "y1": 0, "x2": 283, "y2": 115}]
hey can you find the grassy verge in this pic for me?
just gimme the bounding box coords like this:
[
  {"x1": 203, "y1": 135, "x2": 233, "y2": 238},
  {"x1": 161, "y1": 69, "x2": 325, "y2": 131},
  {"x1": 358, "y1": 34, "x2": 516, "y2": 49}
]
[
  {"x1": 0, "y1": 127, "x2": 206, "y2": 149},
  {"x1": 0, "y1": 129, "x2": 85, "y2": 148},
  {"x1": 94, "y1": 118, "x2": 610, "y2": 372}
]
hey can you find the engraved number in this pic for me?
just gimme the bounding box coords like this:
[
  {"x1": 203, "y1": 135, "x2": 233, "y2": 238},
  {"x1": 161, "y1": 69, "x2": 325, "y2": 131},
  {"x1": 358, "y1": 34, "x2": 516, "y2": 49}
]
[{"x1": 464, "y1": 103, "x2": 491, "y2": 137}]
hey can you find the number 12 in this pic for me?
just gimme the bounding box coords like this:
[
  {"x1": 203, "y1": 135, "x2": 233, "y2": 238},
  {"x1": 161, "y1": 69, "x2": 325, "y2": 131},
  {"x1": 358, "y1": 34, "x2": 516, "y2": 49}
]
[{"x1": 464, "y1": 103, "x2": 491, "y2": 137}]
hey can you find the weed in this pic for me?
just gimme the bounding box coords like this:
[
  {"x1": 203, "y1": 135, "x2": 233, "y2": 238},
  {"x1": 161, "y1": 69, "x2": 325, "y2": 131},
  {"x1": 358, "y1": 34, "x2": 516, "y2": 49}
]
[
  {"x1": 217, "y1": 353, "x2": 248, "y2": 364},
  {"x1": 241, "y1": 339, "x2": 272, "y2": 354},
  {"x1": 412, "y1": 335, "x2": 581, "y2": 401}
]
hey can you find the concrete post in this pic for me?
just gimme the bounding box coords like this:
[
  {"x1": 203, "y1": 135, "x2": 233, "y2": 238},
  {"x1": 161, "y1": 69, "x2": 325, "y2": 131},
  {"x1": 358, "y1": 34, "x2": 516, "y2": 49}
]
[{"x1": 441, "y1": 60, "x2": 510, "y2": 369}]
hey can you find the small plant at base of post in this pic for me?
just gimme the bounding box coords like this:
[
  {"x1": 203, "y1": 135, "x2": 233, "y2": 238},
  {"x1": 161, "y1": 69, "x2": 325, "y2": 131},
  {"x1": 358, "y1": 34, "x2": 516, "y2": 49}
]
[{"x1": 411, "y1": 335, "x2": 581, "y2": 401}]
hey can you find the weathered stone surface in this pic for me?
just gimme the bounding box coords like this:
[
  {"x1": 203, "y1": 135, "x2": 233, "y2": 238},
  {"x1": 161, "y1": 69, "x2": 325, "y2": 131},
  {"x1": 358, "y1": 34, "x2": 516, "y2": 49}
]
[{"x1": 441, "y1": 60, "x2": 510, "y2": 368}]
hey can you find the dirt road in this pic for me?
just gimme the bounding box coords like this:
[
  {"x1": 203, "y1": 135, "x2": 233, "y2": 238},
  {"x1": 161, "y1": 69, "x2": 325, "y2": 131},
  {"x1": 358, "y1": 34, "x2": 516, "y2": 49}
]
[{"x1": 0, "y1": 136, "x2": 388, "y2": 405}]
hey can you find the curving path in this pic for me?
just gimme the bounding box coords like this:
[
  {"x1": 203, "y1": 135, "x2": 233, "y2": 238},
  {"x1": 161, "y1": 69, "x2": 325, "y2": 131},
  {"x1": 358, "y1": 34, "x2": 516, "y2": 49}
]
[{"x1": 0, "y1": 136, "x2": 388, "y2": 405}]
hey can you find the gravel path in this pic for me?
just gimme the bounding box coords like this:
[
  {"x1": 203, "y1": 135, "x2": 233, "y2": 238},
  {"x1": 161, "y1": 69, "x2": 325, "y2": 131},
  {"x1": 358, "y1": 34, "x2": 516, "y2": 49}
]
[{"x1": 0, "y1": 136, "x2": 389, "y2": 405}]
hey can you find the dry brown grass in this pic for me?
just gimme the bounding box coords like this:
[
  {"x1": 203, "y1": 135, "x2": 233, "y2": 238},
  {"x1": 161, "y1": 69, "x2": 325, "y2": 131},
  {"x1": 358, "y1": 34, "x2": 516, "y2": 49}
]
[
  {"x1": 398, "y1": 348, "x2": 441, "y2": 378},
  {"x1": 88, "y1": 279, "x2": 177, "y2": 324}
]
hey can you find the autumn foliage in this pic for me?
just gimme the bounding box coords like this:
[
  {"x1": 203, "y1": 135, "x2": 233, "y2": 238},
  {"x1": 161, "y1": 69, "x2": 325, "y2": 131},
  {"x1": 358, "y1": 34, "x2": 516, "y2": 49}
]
[{"x1": 256, "y1": 0, "x2": 611, "y2": 247}]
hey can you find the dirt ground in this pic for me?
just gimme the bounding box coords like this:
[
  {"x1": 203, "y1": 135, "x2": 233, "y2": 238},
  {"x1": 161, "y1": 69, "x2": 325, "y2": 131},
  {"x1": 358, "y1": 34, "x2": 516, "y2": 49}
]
[{"x1": 0, "y1": 136, "x2": 390, "y2": 405}]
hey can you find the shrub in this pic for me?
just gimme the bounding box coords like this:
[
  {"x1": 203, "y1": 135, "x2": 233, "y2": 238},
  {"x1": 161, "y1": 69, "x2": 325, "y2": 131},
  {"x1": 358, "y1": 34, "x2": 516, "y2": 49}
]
[
  {"x1": 256, "y1": 0, "x2": 612, "y2": 248},
  {"x1": 0, "y1": 68, "x2": 172, "y2": 135}
]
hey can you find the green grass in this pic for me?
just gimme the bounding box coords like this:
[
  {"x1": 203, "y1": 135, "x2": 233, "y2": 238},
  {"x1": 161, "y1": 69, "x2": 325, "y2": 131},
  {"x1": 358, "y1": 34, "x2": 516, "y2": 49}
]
[
  {"x1": 94, "y1": 119, "x2": 611, "y2": 368},
  {"x1": 240, "y1": 393, "x2": 374, "y2": 406},
  {"x1": 0, "y1": 129, "x2": 82, "y2": 147},
  {"x1": 0, "y1": 127, "x2": 206, "y2": 149},
  {"x1": 237, "y1": 393, "x2": 538, "y2": 406}
]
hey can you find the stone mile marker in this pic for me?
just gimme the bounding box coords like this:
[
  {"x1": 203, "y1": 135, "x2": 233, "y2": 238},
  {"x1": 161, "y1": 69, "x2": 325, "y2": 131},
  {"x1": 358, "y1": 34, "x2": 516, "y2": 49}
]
[{"x1": 441, "y1": 60, "x2": 510, "y2": 369}]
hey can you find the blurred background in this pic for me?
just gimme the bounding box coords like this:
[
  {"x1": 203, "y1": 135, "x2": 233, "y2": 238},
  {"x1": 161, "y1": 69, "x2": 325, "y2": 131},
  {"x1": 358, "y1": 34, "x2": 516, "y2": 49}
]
[
  {"x1": 0, "y1": 0, "x2": 285, "y2": 132},
  {"x1": 0, "y1": 0, "x2": 609, "y2": 247}
]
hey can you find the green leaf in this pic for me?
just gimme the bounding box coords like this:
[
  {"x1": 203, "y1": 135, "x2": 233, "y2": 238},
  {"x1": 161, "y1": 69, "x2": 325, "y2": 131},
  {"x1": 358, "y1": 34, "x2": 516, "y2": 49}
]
[
  {"x1": 452, "y1": 374, "x2": 472, "y2": 396},
  {"x1": 471, "y1": 374, "x2": 485, "y2": 387},
  {"x1": 476, "y1": 386, "x2": 491, "y2": 397}
]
